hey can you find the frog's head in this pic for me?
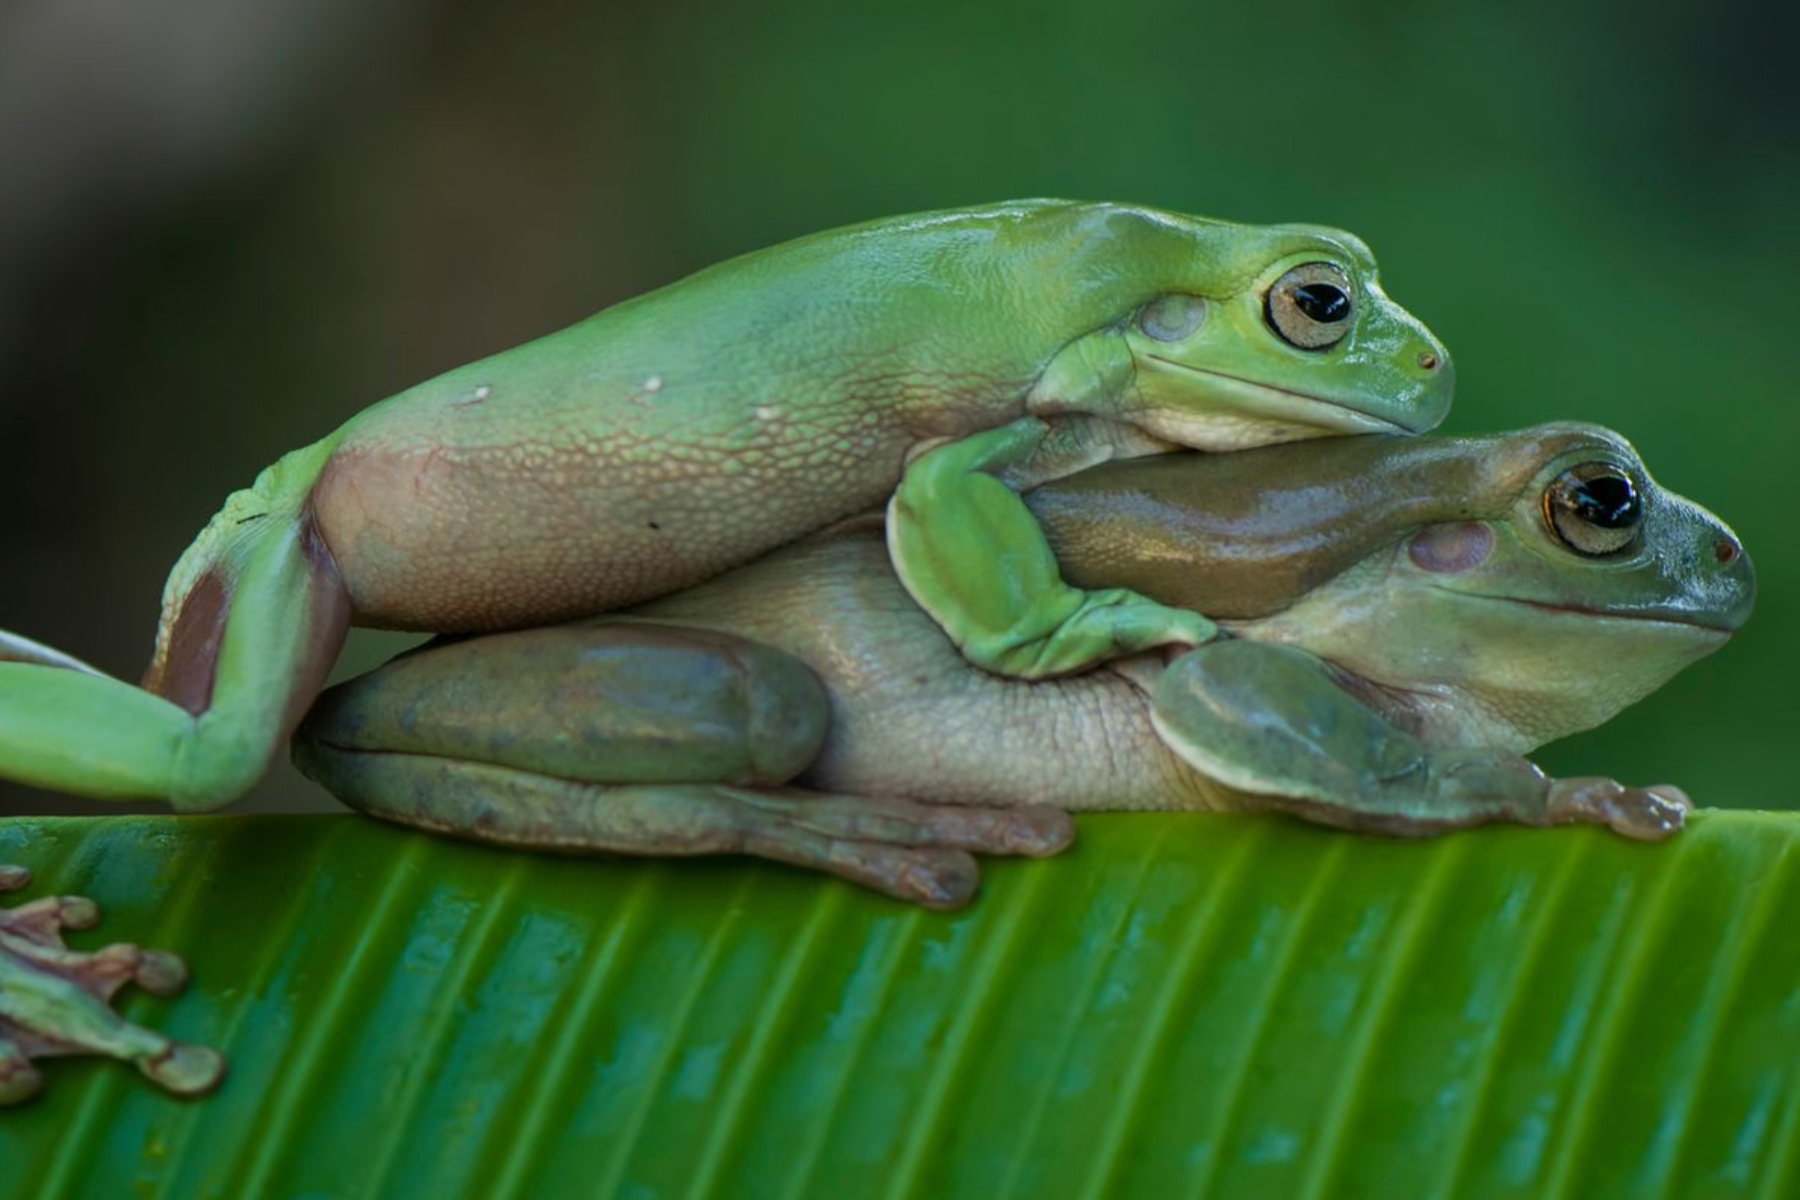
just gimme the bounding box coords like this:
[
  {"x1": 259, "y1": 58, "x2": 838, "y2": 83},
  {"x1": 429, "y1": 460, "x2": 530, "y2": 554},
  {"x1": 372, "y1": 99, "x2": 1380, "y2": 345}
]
[
  {"x1": 1114, "y1": 219, "x2": 1453, "y2": 450},
  {"x1": 1229, "y1": 423, "x2": 1755, "y2": 752},
  {"x1": 1031, "y1": 421, "x2": 1752, "y2": 754}
]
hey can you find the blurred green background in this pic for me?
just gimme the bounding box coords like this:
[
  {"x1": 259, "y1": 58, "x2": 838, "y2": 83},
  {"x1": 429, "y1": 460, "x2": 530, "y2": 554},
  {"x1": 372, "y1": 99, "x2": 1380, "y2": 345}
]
[{"x1": 0, "y1": 0, "x2": 1792, "y2": 816}]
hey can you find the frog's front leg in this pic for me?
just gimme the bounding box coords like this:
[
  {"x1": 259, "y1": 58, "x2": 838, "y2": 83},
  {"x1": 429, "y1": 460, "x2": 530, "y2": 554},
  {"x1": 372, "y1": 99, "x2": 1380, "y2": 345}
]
[
  {"x1": 1150, "y1": 640, "x2": 1689, "y2": 839},
  {"x1": 889, "y1": 416, "x2": 1218, "y2": 679},
  {"x1": 292, "y1": 624, "x2": 1072, "y2": 907},
  {"x1": 0, "y1": 865, "x2": 224, "y2": 1103}
]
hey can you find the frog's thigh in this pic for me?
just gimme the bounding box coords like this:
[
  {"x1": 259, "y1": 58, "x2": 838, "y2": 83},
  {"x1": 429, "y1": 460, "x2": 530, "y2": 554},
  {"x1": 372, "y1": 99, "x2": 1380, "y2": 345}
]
[
  {"x1": 299, "y1": 622, "x2": 831, "y2": 786},
  {"x1": 1149, "y1": 640, "x2": 1558, "y2": 834},
  {"x1": 294, "y1": 624, "x2": 1070, "y2": 907}
]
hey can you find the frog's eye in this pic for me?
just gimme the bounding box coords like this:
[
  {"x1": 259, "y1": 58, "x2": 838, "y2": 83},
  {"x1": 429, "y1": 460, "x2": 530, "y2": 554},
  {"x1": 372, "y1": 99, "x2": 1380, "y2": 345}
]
[
  {"x1": 1137, "y1": 293, "x2": 1207, "y2": 342},
  {"x1": 1543, "y1": 463, "x2": 1642, "y2": 556},
  {"x1": 1265, "y1": 262, "x2": 1354, "y2": 350}
]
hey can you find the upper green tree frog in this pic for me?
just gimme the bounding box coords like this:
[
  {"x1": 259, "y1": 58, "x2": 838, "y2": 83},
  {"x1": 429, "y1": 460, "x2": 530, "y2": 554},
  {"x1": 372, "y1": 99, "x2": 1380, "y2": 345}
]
[
  {"x1": 293, "y1": 422, "x2": 1753, "y2": 907},
  {"x1": 0, "y1": 200, "x2": 1450, "y2": 811}
]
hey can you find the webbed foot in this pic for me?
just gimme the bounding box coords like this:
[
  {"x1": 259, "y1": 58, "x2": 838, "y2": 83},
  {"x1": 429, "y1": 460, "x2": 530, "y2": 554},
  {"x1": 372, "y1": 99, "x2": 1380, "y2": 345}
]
[
  {"x1": 1150, "y1": 641, "x2": 1696, "y2": 840},
  {"x1": 0, "y1": 864, "x2": 224, "y2": 1103},
  {"x1": 732, "y1": 790, "x2": 1074, "y2": 907}
]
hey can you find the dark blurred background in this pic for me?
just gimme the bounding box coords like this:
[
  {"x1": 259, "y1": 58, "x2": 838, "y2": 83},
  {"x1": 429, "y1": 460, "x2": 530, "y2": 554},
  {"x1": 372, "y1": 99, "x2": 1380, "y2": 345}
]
[{"x1": 1, "y1": 0, "x2": 1793, "y2": 816}]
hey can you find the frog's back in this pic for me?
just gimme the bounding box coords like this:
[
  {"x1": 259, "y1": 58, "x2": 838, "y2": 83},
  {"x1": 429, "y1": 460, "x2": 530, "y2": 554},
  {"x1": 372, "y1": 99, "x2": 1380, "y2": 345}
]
[{"x1": 310, "y1": 353, "x2": 921, "y2": 632}]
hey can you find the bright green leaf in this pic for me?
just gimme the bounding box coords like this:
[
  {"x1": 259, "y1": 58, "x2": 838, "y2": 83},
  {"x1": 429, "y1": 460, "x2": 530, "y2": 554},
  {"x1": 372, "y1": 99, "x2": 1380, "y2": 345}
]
[{"x1": 0, "y1": 810, "x2": 1795, "y2": 1198}]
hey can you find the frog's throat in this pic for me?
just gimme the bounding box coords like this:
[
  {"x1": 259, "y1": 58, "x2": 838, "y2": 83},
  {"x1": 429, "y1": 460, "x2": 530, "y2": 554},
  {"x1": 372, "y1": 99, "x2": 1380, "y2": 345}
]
[{"x1": 1142, "y1": 356, "x2": 1413, "y2": 437}]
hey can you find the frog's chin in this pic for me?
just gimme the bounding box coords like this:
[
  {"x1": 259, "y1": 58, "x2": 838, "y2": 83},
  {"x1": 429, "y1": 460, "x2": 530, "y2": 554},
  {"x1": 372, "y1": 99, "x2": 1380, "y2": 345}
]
[
  {"x1": 1136, "y1": 357, "x2": 1409, "y2": 451},
  {"x1": 1337, "y1": 593, "x2": 1730, "y2": 753}
]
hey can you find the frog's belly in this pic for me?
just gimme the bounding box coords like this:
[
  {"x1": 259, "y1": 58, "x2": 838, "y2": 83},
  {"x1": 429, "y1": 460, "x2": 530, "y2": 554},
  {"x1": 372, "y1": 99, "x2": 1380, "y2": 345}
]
[
  {"x1": 805, "y1": 655, "x2": 1218, "y2": 812},
  {"x1": 310, "y1": 426, "x2": 914, "y2": 632},
  {"x1": 639, "y1": 532, "x2": 1224, "y2": 813}
]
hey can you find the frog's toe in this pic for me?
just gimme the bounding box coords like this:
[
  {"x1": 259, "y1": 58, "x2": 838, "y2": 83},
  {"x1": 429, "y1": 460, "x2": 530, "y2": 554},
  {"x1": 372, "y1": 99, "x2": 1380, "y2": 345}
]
[
  {"x1": 737, "y1": 815, "x2": 981, "y2": 908},
  {"x1": 0, "y1": 867, "x2": 223, "y2": 1101},
  {"x1": 784, "y1": 800, "x2": 1075, "y2": 906},
  {"x1": 1610, "y1": 785, "x2": 1692, "y2": 840},
  {"x1": 826, "y1": 842, "x2": 981, "y2": 909},
  {"x1": 0, "y1": 887, "x2": 101, "y2": 945},
  {"x1": 139, "y1": 1041, "x2": 227, "y2": 1096},
  {"x1": 767, "y1": 791, "x2": 1073, "y2": 858},
  {"x1": 51, "y1": 896, "x2": 100, "y2": 931},
  {"x1": 0, "y1": 1044, "x2": 42, "y2": 1106},
  {"x1": 730, "y1": 789, "x2": 1076, "y2": 905},
  {"x1": 132, "y1": 948, "x2": 191, "y2": 995},
  {"x1": 1549, "y1": 777, "x2": 1691, "y2": 840},
  {"x1": 911, "y1": 803, "x2": 1075, "y2": 857}
]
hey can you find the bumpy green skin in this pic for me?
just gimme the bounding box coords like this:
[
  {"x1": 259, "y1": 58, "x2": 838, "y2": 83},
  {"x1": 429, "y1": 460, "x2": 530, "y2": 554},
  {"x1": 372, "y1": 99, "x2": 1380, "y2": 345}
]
[
  {"x1": 0, "y1": 199, "x2": 1450, "y2": 812},
  {"x1": 292, "y1": 423, "x2": 1752, "y2": 908}
]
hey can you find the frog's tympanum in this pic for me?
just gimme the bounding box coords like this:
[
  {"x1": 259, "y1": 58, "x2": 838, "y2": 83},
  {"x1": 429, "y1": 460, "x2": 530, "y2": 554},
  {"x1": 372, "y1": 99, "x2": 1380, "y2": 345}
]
[
  {"x1": 0, "y1": 202, "x2": 1450, "y2": 813},
  {"x1": 0, "y1": 865, "x2": 223, "y2": 1103},
  {"x1": 292, "y1": 423, "x2": 1752, "y2": 907}
]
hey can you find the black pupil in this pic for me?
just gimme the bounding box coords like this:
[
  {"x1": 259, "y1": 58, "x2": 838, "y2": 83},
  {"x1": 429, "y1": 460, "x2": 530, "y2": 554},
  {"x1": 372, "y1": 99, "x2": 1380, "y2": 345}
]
[
  {"x1": 1571, "y1": 474, "x2": 1639, "y2": 528},
  {"x1": 1292, "y1": 283, "x2": 1350, "y2": 323}
]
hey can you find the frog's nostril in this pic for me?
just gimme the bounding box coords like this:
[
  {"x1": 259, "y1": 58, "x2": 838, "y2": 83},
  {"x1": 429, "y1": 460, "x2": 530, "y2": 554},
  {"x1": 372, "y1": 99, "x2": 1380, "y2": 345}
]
[
  {"x1": 1714, "y1": 536, "x2": 1740, "y2": 565},
  {"x1": 1417, "y1": 350, "x2": 1439, "y2": 371}
]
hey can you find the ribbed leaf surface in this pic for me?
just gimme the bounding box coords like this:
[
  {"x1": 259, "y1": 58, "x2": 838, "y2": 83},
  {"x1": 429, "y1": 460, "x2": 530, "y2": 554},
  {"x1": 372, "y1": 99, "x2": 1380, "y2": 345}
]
[{"x1": 0, "y1": 811, "x2": 1795, "y2": 1199}]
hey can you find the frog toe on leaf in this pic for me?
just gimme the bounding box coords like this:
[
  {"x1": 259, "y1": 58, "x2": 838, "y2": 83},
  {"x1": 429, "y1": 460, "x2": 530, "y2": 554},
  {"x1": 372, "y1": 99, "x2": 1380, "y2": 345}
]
[
  {"x1": 292, "y1": 422, "x2": 1752, "y2": 904},
  {"x1": 0, "y1": 865, "x2": 223, "y2": 1104},
  {"x1": 0, "y1": 200, "x2": 1450, "y2": 811}
]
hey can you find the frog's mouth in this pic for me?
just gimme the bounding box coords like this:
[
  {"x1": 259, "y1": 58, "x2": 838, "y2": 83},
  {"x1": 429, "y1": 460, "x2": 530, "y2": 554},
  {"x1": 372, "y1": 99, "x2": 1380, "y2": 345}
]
[
  {"x1": 1450, "y1": 590, "x2": 1741, "y2": 637},
  {"x1": 1142, "y1": 357, "x2": 1414, "y2": 439}
]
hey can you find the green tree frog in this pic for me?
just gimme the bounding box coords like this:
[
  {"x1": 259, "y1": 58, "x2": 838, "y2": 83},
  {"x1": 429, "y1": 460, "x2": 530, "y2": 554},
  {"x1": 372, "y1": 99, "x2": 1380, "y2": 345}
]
[
  {"x1": 291, "y1": 422, "x2": 1753, "y2": 907},
  {"x1": 0, "y1": 200, "x2": 1451, "y2": 811},
  {"x1": 0, "y1": 421, "x2": 1750, "y2": 1100}
]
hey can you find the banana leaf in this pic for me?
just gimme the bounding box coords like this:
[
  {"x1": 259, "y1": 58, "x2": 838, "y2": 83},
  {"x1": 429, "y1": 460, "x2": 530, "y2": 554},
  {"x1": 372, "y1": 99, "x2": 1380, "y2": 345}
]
[{"x1": 0, "y1": 810, "x2": 1795, "y2": 1199}]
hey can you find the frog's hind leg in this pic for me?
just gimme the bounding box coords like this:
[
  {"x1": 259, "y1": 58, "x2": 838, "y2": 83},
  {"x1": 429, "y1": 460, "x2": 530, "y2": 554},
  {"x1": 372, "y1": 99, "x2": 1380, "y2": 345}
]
[
  {"x1": 0, "y1": 439, "x2": 352, "y2": 808},
  {"x1": 292, "y1": 623, "x2": 1072, "y2": 908},
  {"x1": 1151, "y1": 640, "x2": 1688, "y2": 840}
]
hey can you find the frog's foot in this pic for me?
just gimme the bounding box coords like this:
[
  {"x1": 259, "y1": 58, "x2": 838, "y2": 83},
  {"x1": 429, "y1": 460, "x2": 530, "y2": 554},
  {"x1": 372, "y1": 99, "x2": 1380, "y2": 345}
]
[
  {"x1": 1149, "y1": 641, "x2": 1691, "y2": 840},
  {"x1": 728, "y1": 788, "x2": 1074, "y2": 907},
  {"x1": 0, "y1": 865, "x2": 224, "y2": 1104},
  {"x1": 313, "y1": 746, "x2": 1072, "y2": 909},
  {"x1": 1542, "y1": 778, "x2": 1691, "y2": 841}
]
